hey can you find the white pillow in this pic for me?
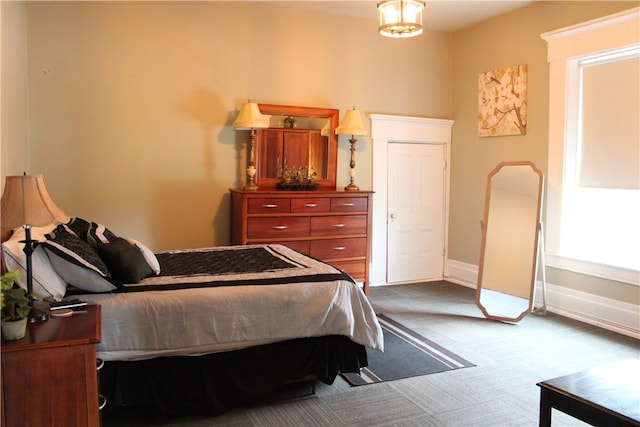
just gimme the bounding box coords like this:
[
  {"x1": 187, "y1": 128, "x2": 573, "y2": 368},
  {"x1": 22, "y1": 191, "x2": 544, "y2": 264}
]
[
  {"x1": 1, "y1": 225, "x2": 67, "y2": 301},
  {"x1": 41, "y1": 224, "x2": 116, "y2": 293},
  {"x1": 45, "y1": 250, "x2": 117, "y2": 293},
  {"x1": 127, "y1": 238, "x2": 161, "y2": 275}
]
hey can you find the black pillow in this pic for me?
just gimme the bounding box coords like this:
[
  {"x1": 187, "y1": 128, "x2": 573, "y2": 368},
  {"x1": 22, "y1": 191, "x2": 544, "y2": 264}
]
[{"x1": 97, "y1": 237, "x2": 154, "y2": 284}]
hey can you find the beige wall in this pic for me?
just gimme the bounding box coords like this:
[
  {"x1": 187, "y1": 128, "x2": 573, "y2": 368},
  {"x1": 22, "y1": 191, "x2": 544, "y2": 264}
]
[
  {"x1": 13, "y1": 1, "x2": 450, "y2": 251},
  {"x1": 448, "y1": 1, "x2": 639, "y2": 304},
  {"x1": 1, "y1": 1, "x2": 29, "y2": 178},
  {"x1": 2, "y1": 1, "x2": 638, "y2": 307}
]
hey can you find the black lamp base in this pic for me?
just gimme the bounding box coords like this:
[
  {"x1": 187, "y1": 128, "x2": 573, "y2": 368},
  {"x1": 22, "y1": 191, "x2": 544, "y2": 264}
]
[{"x1": 28, "y1": 306, "x2": 49, "y2": 323}]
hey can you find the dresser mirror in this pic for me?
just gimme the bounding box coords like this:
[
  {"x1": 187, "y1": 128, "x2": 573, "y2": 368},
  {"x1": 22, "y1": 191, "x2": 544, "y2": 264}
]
[
  {"x1": 255, "y1": 104, "x2": 339, "y2": 190},
  {"x1": 476, "y1": 161, "x2": 545, "y2": 322}
]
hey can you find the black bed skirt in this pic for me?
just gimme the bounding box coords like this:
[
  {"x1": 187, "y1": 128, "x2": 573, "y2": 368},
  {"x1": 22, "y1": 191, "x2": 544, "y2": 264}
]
[{"x1": 100, "y1": 335, "x2": 367, "y2": 417}]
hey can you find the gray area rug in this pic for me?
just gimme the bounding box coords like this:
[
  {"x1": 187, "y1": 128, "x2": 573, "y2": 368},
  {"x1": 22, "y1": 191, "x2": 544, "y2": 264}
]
[{"x1": 341, "y1": 314, "x2": 475, "y2": 386}]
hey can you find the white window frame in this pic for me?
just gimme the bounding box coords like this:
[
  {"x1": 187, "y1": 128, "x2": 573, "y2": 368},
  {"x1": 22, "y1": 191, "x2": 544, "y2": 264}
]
[{"x1": 541, "y1": 7, "x2": 640, "y2": 285}]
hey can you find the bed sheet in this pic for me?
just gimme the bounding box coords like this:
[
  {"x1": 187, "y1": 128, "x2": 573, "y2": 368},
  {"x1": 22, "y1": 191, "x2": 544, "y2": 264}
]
[{"x1": 85, "y1": 244, "x2": 383, "y2": 361}]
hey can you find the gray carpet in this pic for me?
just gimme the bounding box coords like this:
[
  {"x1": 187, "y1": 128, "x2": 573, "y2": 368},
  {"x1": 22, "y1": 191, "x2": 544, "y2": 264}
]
[
  {"x1": 341, "y1": 314, "x2": 474, "y2": 385},
  {"x1": 102, "y1": 281, "x2": 640, "y2": 426}
]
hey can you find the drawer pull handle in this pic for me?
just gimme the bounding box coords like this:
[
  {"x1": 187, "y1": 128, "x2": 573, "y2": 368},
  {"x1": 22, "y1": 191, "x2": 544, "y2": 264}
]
[
  {"x1": 262, "y1": 204, "x2": 278, "y2": 208},
  {"x1": 332, "y1": 246, "x2": 346, "y2": 251},
  {"x1": 333, "y1": 224, "x2": 346, "y2": 228},
  {"x1": 304, "y1": 203, "x2": 318, "y2": 208},
  {"x1": 99, "y1": 395, "x2": 107, "y2": 411},
  {"x1": 96, "y1": 358, "x2": 104, "y2": 371},
  {"x1": 342, "y1": 203, "x2": 355, "y2": 207},
  {"x1": 272, "y1": 225, "x2": 288, "y2": 230}
]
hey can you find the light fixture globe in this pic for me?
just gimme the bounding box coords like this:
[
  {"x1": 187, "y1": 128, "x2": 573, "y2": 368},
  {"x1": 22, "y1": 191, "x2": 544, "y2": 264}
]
[{"x1": 378, "y1": 0, "x2": 426, "y2": 38}]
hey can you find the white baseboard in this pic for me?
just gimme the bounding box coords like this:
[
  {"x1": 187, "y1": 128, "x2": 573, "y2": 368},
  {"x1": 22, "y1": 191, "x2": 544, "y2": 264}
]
[
  {"x1": 534, "y1": 282, "x2": 640, "y2": 339},
  {"x1": 444, "y1": 259, "x2": 478, "y2": 288},
  {"x1": 444, "y1": 259, "x2": 640, "y2": 339}
]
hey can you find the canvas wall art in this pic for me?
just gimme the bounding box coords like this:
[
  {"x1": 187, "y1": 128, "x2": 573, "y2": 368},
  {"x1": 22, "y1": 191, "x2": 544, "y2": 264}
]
[{"x1": 478, "y1": 64, "x2": 527, "y2": 137}]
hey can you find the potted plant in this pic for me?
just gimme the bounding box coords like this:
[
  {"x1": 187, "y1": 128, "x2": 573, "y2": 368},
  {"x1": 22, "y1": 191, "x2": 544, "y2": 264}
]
[{"x1": 1, "y1": 270, "x2": 29, "y2": 340}]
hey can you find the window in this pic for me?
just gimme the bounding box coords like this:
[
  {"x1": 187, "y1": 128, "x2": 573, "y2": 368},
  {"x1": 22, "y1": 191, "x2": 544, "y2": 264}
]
[
  {"x1": 560, "y1": 48, "x2": 639, "y2": 271},
  {"x1": 542, "y1": 8, "x2": 640, "y2": 285}
]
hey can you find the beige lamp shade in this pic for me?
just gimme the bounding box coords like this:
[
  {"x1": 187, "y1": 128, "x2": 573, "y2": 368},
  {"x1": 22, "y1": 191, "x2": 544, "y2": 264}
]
[
  {"x1": 336, "y1": 108, "x2": 368, "y2": 136},
  {"x1": 233, "y1": 102, "x2": 271, "y2": 130},
  {"x1": 1, "y1": 175, "x2": 70, "y2": 229}
]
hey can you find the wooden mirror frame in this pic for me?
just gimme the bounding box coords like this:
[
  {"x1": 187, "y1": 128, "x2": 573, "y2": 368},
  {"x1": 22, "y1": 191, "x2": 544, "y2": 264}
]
[
  {"x1": 254, "y1": 104, "x2": 339, "y2": 190},
  {"x1": 475, "y1": 161, "x2": 545, "y2": 323}
]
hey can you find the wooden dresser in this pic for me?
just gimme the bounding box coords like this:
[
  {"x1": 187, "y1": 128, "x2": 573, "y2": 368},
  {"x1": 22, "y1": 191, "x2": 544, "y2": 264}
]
[
  {"x1": 230, "y1": 189, "x2": 373, "y2": 294},
  {"x1": 1, "y1": 305, "x2": 102, "y2": 427}
]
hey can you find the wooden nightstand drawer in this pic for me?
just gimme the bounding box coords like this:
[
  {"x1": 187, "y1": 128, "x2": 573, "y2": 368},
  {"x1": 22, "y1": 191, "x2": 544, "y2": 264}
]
[
  {"x1": 291, "y1": 198, "x2": 331, "y2": 213},
  {"x1": 248, "y1": 217, "x2": 310, "y2": 239},
  {"x1": 330, "y1": 197, "x2": 368, "y2": 212},
  {"x1": 310, "y1": 215, "x2": 367, "y2": 236},
  {"x1": 248, "y1": 198, "x2": 291, "y2": 214},
  {"x1": 310, "y1": 237, "x2": 367, "y2": 260}
]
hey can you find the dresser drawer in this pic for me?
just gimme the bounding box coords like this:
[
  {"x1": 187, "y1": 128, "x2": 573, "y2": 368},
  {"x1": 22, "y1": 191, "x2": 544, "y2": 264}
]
[
  {"x1": 310, "y1": 237, "x2": 367, "y2": 260},
  {"x1": 291, "y1": 197, "x2": 330, "y2": 213},
  {"x1": 270, "y1": 241, "x2": 310, "y2": 255},
  {"x1": 331, "y1": 197, "x2": 368, "y2": 212},
  {"x1": 310, "y1": 215, "x2": 367, "y2": 236},
  {"x1": 248, "y1": 217, "x2": 309, "y2": 239},
  {"x1": 330, "y1": 259, "x2": 366, "y2": 281},
  {"x1": 248, "y1": 198, "x2": 291, "y2": 214}
]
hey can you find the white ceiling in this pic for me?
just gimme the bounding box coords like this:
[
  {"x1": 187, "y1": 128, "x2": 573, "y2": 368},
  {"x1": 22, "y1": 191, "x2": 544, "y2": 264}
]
[{"x1": 269, "y1": 1, "x2": 536, "y2": 32}]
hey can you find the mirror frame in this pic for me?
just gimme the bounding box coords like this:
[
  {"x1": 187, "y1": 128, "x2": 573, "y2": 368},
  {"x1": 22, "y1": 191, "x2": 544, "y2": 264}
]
[
  {"x1": 255, "y1": 104, "x2": 339, "y2": 190},
  {"x1": 475, "y1": 161, "x2": 545, "y2": 323}
]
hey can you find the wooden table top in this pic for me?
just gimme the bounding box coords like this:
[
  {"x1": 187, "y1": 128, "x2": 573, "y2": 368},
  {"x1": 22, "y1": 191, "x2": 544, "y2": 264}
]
[
  {"x1": 538, "y1": 358, "x2": 640, "y2": 423},
  {"x1": 1, "y1": 304, "x2": 101, "y2": 352}
]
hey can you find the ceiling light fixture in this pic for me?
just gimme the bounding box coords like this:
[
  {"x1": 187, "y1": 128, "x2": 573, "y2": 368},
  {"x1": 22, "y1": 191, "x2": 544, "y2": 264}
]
[{"x1": 378, "y1": 0, "x2": 426, "y2": 38}]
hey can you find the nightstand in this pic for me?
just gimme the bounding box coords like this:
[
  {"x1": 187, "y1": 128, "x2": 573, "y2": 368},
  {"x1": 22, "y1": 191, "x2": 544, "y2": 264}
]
[{"x1": 1, "y1": 304, "x2": 102, "y2": 427}]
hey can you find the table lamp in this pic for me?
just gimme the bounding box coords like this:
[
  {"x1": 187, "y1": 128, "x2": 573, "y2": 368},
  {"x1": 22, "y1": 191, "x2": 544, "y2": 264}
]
[
  {"x1": 233, "y1": 101, "x2": 270, "y2": 191},
  {"x1": 335, "y1": 107, "x2": 368, "y2": 191},
  {"x1": 1, "y1": 174, "x2": 70, "y2": 323}
]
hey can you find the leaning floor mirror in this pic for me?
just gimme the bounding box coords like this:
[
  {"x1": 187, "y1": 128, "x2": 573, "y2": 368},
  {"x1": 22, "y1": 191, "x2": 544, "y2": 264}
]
[{"x1": 476, "y1": 161, "x2": 545, "y2": 322}]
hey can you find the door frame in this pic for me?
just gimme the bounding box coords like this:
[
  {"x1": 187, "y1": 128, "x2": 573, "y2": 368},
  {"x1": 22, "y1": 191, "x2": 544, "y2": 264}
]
[{"x1": 369, "y1": 114, "x2": 454, "y2": 285}]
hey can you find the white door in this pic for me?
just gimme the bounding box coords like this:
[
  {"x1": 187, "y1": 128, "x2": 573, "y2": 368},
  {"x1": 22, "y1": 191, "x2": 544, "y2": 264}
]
[{"x1": 387, "y1": 143, "x2": 445, "y2": 283}]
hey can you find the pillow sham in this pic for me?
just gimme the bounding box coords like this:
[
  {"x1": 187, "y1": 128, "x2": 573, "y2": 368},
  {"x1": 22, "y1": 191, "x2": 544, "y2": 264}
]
[
  {"x1": 87, "y1": 221, "x2": 160, "y2": 277},
  {"x1": 87, "y1": 222, "x2": 118, "y2": 247},
  {"x1": 46, "y1": 252, "x2": 116, "y2": 293},
  {"x1": 97, "y1": 237, "x2": 154, "y2": 283},
  {"x1": 1, "y1": 226, "x2": 67, "y2": 301},
  {"x1": 65, "y1": 217, "x2": 92, "y2": 240},
  {"x1": 42, "y1": 225, "x2": 116, "y2": 293},
  {"x1": 127, "y1": 238, "x2": 161, "y2": 276}
]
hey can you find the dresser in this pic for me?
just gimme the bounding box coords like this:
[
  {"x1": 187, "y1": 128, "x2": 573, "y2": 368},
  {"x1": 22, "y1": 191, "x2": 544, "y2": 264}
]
[
  {"x1": 230, "y1": 189, "x2": 373, "y2": 295},
  {"x1": 1, "y1": 305, "x2": 102, "y2": 427}
]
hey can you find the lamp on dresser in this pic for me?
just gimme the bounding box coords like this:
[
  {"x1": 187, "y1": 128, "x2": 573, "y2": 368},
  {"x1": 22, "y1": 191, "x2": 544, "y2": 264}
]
[
  {"x1": 1, "y1": 174, "x2": 69, "y2": 323},
  {"x1": 335, "y1": 107, "x2": 368, "y2": 191},
  {"x1": 233, "y1": 101, "x2": 271, "y2": 191}
]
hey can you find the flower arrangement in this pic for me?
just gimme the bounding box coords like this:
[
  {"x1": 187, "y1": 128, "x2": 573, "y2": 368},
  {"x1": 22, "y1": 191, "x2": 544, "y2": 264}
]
[{"x1": 276, "y1": 159, "x2": 319, "y2": 190}]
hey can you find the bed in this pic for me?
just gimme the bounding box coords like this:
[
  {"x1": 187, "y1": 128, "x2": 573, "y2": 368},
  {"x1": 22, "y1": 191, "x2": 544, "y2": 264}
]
[{"x1": 1, "y1": 219, "x2": 383, "y2": 416}]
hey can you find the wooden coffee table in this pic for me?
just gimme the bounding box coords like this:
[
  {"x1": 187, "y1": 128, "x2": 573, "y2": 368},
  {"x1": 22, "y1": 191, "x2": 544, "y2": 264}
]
[{"x1": 537, "y1": 358, "x2": 640, "y2": 427}]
